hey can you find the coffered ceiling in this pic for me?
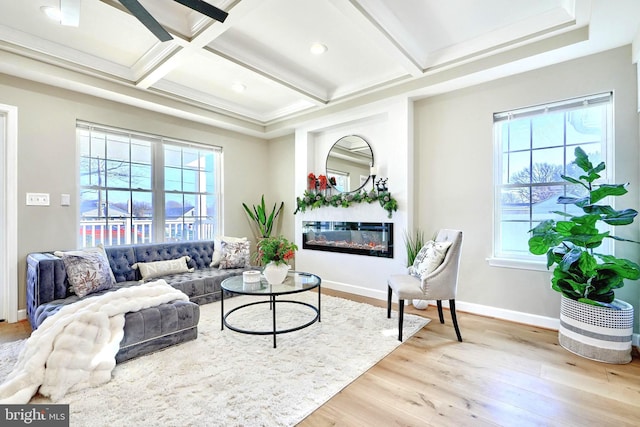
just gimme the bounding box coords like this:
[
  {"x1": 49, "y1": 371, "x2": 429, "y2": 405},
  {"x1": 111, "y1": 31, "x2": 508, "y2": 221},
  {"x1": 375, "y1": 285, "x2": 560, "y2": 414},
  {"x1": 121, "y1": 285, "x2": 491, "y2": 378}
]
[{"x1": 0, "y1": 0, "x2": 639, "y2": 137}]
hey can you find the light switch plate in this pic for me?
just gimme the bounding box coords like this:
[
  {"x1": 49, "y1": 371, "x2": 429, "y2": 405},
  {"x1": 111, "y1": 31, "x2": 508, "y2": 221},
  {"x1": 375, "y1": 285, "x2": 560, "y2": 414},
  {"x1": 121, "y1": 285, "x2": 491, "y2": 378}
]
[
  {"x1": 26, "y1": 193, "x2": 50, "y2": 206},
  {"x1": 61, "y1": 194, "x2": 71, "y2": 206}
]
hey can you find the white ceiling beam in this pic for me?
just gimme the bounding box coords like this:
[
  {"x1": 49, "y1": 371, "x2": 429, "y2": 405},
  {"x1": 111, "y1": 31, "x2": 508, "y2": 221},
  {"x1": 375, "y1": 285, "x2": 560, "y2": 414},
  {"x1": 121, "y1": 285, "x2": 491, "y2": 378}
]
[
  {"x1": 133, "y1": 0, "x2": 260, "y2": 89},
  {"x1": 328, "y1": 0, "x2": 423, "y2": 77}
]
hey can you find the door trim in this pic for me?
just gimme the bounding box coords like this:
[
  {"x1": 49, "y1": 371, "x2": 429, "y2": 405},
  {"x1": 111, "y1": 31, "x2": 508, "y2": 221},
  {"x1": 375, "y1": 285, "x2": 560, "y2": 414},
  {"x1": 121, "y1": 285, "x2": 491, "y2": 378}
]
[{"x1": 1, "y1": 103, "x2": 18, "y2": 323}]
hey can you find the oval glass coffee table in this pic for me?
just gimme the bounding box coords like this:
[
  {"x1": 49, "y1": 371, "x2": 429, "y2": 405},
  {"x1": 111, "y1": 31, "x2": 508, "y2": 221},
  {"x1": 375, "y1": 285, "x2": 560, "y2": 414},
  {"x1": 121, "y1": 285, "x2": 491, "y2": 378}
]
[{"x1": 220, "y1": 271, "x2": 321, "y2": 348}]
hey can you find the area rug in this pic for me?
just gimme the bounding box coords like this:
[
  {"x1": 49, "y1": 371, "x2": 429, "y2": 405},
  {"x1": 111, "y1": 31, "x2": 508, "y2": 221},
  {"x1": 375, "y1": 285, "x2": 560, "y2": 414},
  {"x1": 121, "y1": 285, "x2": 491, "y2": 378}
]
[{"x1": 0, "y1": 293, "x2": 428, "y2": 426}]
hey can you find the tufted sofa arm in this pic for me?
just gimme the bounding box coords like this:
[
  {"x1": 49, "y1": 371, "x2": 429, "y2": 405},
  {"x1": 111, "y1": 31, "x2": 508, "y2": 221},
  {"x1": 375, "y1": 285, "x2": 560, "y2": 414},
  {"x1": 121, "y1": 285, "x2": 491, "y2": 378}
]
[{"x1": 26, "y1": 253, "x2": 70, "y2": 327}]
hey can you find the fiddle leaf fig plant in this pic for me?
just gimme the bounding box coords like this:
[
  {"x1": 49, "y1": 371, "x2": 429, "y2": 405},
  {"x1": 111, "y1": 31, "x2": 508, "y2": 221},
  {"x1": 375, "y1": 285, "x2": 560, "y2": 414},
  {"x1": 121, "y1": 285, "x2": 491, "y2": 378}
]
[
  {"x1": 242, "y1": 195, "x2": 284, "y2": 238},
  {"x1": 528, "y1": 147, "x2": 640, "y2": 309}
]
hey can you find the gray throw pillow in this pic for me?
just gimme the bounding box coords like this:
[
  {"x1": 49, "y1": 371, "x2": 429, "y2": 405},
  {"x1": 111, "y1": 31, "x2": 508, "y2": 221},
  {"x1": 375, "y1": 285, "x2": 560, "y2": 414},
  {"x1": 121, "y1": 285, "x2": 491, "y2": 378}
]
[
  {"x1": 218, "y1": 240, "x2": 250, "y2": 269},
  {"x1": 55, "y1": 246, "x2": 115, "y2": 298}
]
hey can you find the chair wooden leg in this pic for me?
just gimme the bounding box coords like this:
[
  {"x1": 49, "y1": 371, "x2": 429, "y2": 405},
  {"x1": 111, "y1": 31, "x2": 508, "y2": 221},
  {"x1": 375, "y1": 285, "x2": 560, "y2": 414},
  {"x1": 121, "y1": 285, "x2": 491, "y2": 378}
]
[
  {"x1": 450, "y1": 299, "x2": 462, "y2": 342},
  {"x1": 437, "y1": 300, "x2": 444, "y2": 324},
  {"x1": 387, "y1": 285, "x2": 392, "y2": 319},
  {"x1": 398, "y1": 299, "x2": 404, "y2": 341}
]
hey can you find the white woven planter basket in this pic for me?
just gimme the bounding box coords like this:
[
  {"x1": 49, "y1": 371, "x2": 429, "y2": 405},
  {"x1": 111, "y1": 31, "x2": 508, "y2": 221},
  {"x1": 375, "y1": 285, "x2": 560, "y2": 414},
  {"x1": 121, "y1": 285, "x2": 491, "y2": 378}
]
[{"x1": 558, "y1": 295, "x2": 633, "y2": 364}]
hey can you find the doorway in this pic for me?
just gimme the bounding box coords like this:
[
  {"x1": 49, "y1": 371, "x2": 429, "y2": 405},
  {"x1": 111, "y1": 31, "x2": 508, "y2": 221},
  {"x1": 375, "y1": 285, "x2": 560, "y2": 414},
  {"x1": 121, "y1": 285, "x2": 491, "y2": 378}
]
[{"x1": 0, "y1": 103, "x2": 18, "y2": 323}]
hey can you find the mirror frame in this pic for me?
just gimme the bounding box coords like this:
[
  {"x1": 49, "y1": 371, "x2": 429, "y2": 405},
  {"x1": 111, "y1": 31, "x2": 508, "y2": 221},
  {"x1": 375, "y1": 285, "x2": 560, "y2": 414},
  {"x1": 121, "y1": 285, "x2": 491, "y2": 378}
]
[{"x1": 325, "y1": 135, "x2": 373, "y2": 194}]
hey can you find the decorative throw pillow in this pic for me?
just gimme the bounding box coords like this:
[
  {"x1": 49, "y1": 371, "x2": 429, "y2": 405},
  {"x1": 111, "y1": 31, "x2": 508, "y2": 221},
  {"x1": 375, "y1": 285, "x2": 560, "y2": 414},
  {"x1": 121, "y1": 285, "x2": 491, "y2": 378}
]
[
  {"x1": 409, "y1": 240, "x2": 452, "y2": 278},
  {"x1": 210, "y1": 236, "x2": 248, "y2": 267},
  {"x1": 132, "y1": 256, "x2": 194, "y2": 282},
  {"x1": 218, "y1": 240, "x2": 251, "y2": 269},
  {"x1": 54, "y1": 245, "x2": 115, "y2": 298}
]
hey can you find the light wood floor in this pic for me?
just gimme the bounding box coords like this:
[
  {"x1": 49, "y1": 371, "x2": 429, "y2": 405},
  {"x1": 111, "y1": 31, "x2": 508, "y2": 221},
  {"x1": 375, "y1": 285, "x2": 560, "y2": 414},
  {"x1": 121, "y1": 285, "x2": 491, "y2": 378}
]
[
  {"x1": 2, "y1": 291, "x2": 639, "y2": 426},
  {"x1": 300, "y1": 289, "x2": 640, "y2": 427}
]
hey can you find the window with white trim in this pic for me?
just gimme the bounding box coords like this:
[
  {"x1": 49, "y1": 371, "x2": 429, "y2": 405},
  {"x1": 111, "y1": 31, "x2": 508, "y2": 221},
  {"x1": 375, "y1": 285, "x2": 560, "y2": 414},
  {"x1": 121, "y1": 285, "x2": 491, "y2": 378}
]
[
  {"x1": 77, "y1": 122, "x2": 221, "y2": 247},
  {"x1": 493, "y1": 93, "x2": 613, "y2": 261}
]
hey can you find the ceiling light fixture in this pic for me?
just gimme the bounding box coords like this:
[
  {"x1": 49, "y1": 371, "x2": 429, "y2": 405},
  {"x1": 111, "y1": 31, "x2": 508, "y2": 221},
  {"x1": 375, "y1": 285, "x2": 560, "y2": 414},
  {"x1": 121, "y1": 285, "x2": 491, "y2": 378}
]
[
  {"x1": 310, "y1": 43, "x2": 328, "y2": 55},
  {"x1": 40, "y1": 5, "x2": 63, "y2": 22},
  {"x1": 231, "y1": 83, "x2": 246, "y2": 93}
]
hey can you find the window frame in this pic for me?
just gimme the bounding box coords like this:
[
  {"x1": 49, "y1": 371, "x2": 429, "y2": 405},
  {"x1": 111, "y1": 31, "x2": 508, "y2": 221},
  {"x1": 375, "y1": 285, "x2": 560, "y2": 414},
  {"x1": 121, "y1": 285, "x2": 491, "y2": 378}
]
[
  {"x1": 491, "y1": 92, "x2": 613, "y2": 268},
  {"x1": 77, "y1": 121, "x2": 222, "y2": 247}
]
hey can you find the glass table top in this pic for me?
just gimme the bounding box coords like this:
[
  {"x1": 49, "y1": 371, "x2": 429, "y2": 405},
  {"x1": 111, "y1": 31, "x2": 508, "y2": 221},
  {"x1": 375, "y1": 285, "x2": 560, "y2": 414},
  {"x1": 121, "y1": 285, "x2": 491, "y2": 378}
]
[{"x1": 221, "y1": 270, "x2": 321, "y2": 296}]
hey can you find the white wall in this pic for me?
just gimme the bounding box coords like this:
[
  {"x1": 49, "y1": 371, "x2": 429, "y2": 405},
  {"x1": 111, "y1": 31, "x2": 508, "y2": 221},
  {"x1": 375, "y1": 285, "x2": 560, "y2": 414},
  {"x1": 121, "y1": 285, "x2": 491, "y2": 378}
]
[
  {"x1": 0, "y1": 74, "x2": 267, "y2": 311},
  {"x1": 293, "y1": 98, "x2": 413, "y2": 299},
  {"x1": 414, "y1": 46, "x2": 640, "y2": 331}
]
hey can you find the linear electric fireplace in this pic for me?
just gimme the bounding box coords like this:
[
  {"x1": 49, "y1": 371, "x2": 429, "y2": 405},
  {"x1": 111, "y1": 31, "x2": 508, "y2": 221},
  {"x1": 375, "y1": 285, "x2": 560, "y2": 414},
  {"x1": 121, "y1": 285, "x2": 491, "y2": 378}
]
[{"x1": 302, "y1": 221, "x2": 393, "y2": 258}]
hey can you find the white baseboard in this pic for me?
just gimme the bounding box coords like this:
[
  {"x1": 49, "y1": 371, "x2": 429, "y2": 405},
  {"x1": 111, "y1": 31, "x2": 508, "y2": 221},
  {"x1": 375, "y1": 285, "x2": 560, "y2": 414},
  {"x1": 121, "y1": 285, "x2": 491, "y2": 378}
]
[
  {"x1": 17, "y1": 309, "x2": 26, "y2": 322},
  {"x1": 323, "y1": 280, "x2": 388, "y2": 301},
  {"x1": 452, "y1": 300, "x2": 560, "y2": 330},
  {"x1": 326, "y1": 281, "x2": 640, "y2": 350},
  {"x1": 323, "y1": 280, "x2": 560, "y2": 330}
]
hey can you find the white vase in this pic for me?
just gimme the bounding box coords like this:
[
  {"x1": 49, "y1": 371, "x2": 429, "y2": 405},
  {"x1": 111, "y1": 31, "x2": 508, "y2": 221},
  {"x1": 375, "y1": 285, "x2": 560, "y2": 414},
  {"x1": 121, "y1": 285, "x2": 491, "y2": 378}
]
[
  {"x1": 263, "y1": 262, "x2": 290, "y2": 285},
  {"x1": 558, "y1": 295, "x2": 634, "y2": 364}
]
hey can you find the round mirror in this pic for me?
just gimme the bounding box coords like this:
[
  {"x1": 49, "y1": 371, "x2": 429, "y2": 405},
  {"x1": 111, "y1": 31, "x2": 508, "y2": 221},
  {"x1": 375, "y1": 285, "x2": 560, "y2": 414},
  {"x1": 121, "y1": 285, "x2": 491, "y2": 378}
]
[{"x1": 325, "y1": 135, "x2": 373, "y2": 193}]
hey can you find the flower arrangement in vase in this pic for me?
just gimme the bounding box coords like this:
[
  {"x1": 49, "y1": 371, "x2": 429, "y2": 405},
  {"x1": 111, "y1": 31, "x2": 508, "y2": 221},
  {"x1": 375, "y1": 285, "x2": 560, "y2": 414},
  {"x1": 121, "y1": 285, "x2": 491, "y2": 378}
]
[{"x1": 257, "y1": 235, "x2": 298, "y2": 285}]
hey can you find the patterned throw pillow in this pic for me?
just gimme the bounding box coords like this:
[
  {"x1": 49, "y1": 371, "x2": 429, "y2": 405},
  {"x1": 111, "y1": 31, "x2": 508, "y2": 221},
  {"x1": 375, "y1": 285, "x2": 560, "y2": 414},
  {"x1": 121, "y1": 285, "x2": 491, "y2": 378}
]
[
  {"x1": 409, "y1": 240, "x2": 452, "y2": 278},
  {"x1": 210, "y1": 236, "x2": 248, "y2": 267},
  {"x1": 54, "y1": 245, "x2": 115, "y2": 298},
  {"x1": 132, "y1": 256, "x2": 194, "y2": 282},
  {"x1": 218, "y1": 240, "x2": 251, "y2": 269}
]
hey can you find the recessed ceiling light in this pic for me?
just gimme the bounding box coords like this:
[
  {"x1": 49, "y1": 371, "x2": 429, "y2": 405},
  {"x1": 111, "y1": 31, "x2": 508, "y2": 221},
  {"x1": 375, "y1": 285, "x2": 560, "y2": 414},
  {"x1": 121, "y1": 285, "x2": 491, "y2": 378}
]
[
  {"x1": 40, "y1": 5, "x2": 63, "y2": 22},
  {"x1": 310, "y1": 43, "x2": 327, "y2": 55},
  {"x1": 231, "y1": 83, "x2": 246, "y2": 93}
]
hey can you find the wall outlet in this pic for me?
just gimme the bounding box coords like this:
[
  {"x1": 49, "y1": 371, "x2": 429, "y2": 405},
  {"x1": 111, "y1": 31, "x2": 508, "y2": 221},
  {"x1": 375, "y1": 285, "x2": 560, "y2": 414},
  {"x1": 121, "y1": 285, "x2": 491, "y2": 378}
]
[{"x1": 26, "y1": 193, "x2": 50, "y2": 206}]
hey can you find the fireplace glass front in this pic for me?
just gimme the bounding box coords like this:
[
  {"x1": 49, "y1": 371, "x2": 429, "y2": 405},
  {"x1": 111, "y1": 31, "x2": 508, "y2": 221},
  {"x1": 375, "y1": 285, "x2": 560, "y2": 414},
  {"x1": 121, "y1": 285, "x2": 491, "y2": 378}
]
[{"x1": 302, "y1": 221, "x2": 393, "y2": 258}]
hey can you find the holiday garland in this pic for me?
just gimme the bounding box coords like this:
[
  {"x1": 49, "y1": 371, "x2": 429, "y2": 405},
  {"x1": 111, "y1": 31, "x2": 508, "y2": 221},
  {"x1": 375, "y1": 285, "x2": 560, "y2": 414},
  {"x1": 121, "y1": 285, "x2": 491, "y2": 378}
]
[{"x1": 294, "y1": 174, "x2": 398, "y2": 218}]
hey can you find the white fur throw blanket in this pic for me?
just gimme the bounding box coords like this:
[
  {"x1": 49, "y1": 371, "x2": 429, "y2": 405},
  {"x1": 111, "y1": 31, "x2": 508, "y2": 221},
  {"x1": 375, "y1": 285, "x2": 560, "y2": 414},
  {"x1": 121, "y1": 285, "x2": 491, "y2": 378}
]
[{"x1": 0, "y1": 279, "x2": 188, "y2": 404}]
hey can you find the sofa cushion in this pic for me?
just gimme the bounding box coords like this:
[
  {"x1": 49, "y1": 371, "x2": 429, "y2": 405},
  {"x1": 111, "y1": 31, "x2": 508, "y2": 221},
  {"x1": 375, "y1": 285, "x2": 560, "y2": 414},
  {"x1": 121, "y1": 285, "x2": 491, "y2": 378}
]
[
  {"x1": 210, "y1": 236, "x2": 247, "y2": 267},
  {"x1": 218, "y1": 240, "x2": 251, "y2": 269},
  {"x1": 54, "y1": 246, "x2": 115, "y2": 297},
  {"x1": 132, "y1": 241, "x2": 214, "y2": 270},
  {"x1": 105, "y1": 245, "x2": 138, "y2": 282},
  {"x1": 133, "y1": 256, "x2": 194, "y2": 282},
  {"x1": 159, "y1": 266, "x2": 250, "y2": 302}
]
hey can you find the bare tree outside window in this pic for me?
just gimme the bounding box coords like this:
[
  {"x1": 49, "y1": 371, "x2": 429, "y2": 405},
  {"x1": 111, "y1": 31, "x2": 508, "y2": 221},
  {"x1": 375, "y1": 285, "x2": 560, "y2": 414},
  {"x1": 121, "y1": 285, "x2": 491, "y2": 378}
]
[
  {"x1": 77, "y1": 123, "x2": 221, "y2": 247},
  {"x1": 493, "y1": 93, "x2": 612, "y2": 259}
]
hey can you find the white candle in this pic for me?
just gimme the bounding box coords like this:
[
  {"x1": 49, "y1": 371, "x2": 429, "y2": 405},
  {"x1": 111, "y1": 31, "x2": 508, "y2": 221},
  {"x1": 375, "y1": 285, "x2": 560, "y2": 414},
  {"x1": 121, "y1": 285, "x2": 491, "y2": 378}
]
[{"x1": 370, "y1": 165, "x2": 377, "y2": 176}]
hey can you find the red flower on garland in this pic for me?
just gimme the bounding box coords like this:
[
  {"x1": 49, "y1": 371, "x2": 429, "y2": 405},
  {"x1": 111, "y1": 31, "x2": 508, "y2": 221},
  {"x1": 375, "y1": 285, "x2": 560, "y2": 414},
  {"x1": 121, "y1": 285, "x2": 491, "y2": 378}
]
[
  {"x1": 307, "y1": 173, "x2": 317, "y2": 190},
  {"x1": 318, "y1": 175, "x2": 328, "y2": 190}
]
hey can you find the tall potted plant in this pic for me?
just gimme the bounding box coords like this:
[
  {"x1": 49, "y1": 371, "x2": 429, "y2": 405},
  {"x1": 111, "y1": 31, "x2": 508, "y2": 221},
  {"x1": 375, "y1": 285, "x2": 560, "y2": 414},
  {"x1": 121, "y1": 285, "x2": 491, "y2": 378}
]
[
  {"x1": 242, "y1": 195, "x2": 284, "y2": 238},
  {"x1": 528, "y1": 147, "x2": 640, "y2": 363}
]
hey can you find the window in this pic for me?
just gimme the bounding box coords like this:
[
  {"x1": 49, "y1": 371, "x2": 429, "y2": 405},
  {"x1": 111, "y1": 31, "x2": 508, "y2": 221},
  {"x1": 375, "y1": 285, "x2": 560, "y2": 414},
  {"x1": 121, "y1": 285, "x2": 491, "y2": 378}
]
[
  {"x1": 77, "y1": 122, "x2": 221, "y2": 247},
  {"x1": 493, "y1": 93, "x2": 612, "y2": 262}
]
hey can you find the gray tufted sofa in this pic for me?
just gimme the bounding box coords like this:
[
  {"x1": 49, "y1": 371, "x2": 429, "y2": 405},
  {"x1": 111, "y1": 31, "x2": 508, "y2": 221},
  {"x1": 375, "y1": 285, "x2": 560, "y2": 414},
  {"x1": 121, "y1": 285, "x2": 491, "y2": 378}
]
[{"x1": 26, "y1": 240, "x2": 252, "y2": 362}]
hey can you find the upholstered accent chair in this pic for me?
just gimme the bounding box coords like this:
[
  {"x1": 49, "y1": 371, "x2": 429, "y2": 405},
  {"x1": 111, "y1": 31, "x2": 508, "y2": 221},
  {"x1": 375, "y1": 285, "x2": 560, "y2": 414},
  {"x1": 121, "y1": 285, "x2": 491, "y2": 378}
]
[{"x1": 387, "y1": 229, "x2": 463, "y2": 342}]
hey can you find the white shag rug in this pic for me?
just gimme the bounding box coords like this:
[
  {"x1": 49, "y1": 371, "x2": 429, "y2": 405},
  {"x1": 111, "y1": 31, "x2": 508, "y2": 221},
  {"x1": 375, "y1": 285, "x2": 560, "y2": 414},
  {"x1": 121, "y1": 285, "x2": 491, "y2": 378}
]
[{"x1": 0, "y1": 293, "x2": 428, "y2": 426}]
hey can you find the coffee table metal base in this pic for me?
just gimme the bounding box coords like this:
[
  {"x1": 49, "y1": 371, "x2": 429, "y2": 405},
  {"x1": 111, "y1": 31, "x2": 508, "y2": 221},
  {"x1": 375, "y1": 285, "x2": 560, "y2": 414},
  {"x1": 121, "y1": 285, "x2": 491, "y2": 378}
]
[
  {"x1": 220, "y1": 272, "x2": 322, "y2": 348},
  {"x1": 222, "y1": 297, "x2": 320, "y2": 348}
]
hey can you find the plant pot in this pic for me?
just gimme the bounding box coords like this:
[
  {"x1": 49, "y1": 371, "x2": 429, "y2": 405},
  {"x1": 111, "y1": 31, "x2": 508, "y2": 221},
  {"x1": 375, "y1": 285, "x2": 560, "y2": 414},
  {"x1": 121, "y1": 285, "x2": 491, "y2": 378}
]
[
  {"x1": 558, "y1": 295, "x2": 634, "y2": 364},
  {"x1": 263, "y1": 262, "x2": 290, "y2": 285}
]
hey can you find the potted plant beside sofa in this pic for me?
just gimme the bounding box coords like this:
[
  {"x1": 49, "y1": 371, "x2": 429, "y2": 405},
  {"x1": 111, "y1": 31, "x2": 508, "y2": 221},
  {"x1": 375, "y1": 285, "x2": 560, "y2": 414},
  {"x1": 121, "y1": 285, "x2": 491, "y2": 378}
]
[
  {"x1": 528, "y1": 147, "x2": 640, "y2": 363},
  {"x1": 242, "y1": 195, "x2": 284, "y2": 238}
]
